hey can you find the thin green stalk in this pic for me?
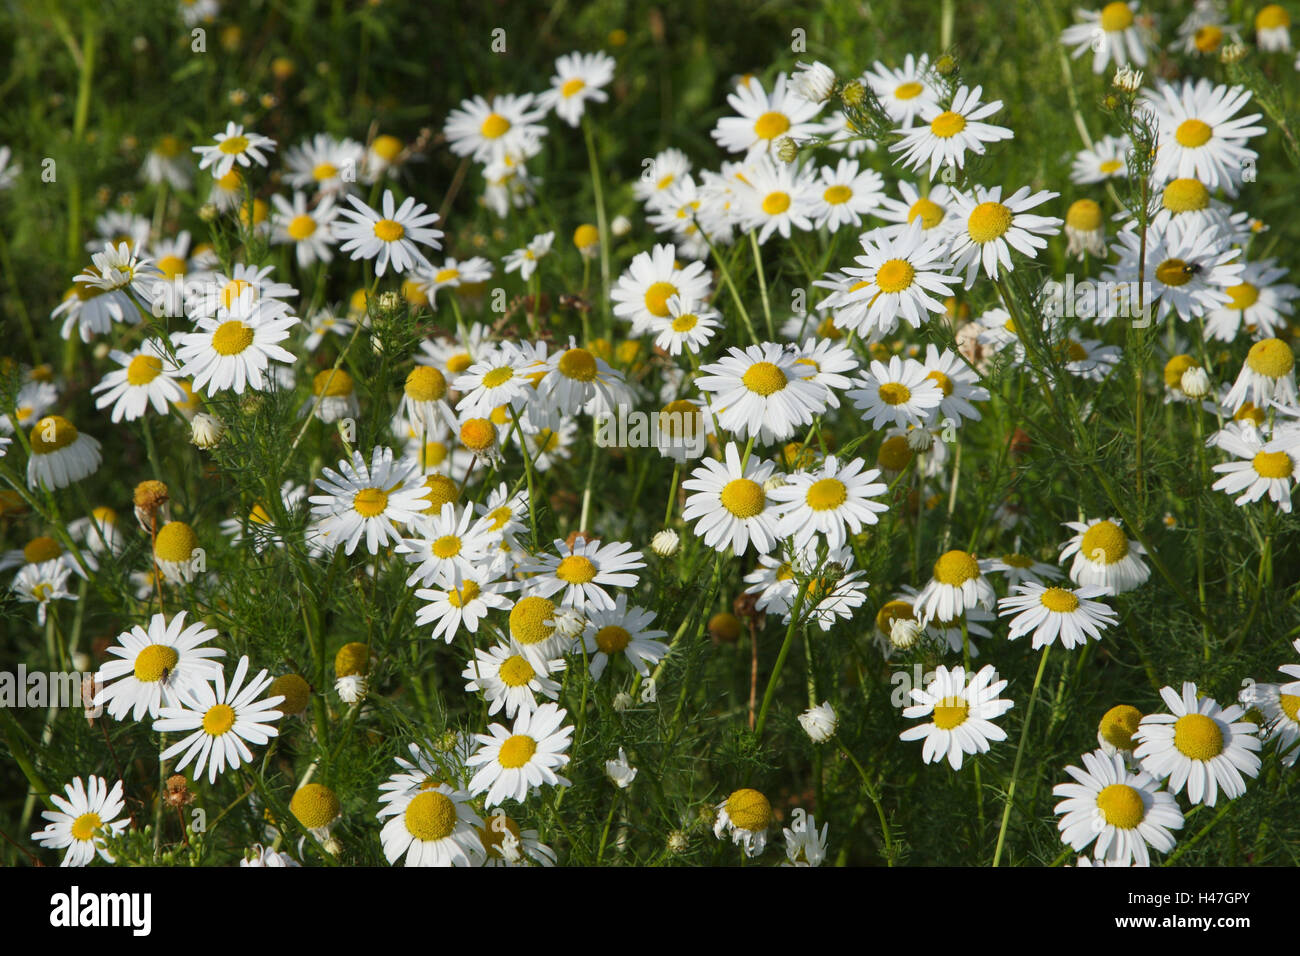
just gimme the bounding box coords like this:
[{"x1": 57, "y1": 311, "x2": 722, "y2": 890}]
[{"x1": 992, "y1": 644, "x2": 1052, "y2": 867}]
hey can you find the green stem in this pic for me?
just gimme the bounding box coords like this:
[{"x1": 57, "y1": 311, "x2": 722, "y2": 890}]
[{"x1": 992, "y1": 644, "x2": 1051, "y2": 867}]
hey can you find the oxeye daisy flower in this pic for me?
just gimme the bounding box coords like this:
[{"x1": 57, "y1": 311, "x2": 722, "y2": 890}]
[
  {"x1": 696, "y1": 342, "x2": 829, "y2": 444},
  {"x1": 283, "y1": 132, "x2": 364, "y2": 196},
  {"x1": 889, "y1": 85, "x2": 1014, "y2": 180},
  {"x1": 848, "y1": 355, "x2": 944, "y2": 430},
  {"x1": 521, "y1": 536, "x2": 645, "y2": 612},
  {"x1": 1133, "y1": 682, "x2": 1262, "y2": 807},
  {"x1": 472, "y1": 483, "x2": 530, "y2": 544},
  {"x1": 736, "y1": 154, "x2": 818, "y2": 243},
  {"x1": 77, "y1": 240, "x2": 163, "y2": 304},
  {"x1": 1224, "y1": 337, "x2": 1297, "y2": 412},
  {"x1": 913, "y1": 549, "x2": 996, "y2": 626},
  {"x1": 308, "y1": 446, "x2": 431, "y2": 556},
  {"x1": 334, "y1": 189, "x2": 443, "y2": 276},
  {"x1": 453, "y1": 343, "x2": 538, "y2": 419},
  {"x1": 463, "y1": 641, "x2": 564, "y2": 718},
  {"x1": 1, "y1": 381, "x2": 58, "y2": 435},
  {"x1": 998, "y1": 582, "x2": 1118, "y2": 650},
  {"x1": 378, "y1": 783, "x2": 485, "y2": 868},
  {"x1": 808, "y1": 158, "x2": 885, "y2": 230},
  {"x1": 192, "y1": 121, "x2": 276, "y2": 180},
  {"x1": 635, "y1": 147, "x2": 693, "y2": 210},
  {"x1": 1061, "y1": 2, "x2": 1150, "y2": 73},
  {"x1": 681, "y1": 442, "x2": 781, "y2": 556},
  {"x1": 11, "y1": 559, "x2": 76, "y2": 625},
  {"x1": 154, "y1": 655, "x2": 284, "y2": 785},
  {"x1": 865, "y1": 54, "x2": 940, "y2": 127},
  {"x1": 30, "y1": 776, "x2": 128, "y2": 867},
  {"x1": 789, "y1": 337, "x2": 860, "y2": 408},
  {"x1": 711, "y1": 73, "x2": 824, "y2": 157},
  {"x1": 1211, "y1": 425, "x2": 1298, "y2": 512},
  {"x1": 611, "y1": 242, "x2": 713, "y2": 336},
  {"x1": 466, "y1": 702, "x2": 573, "y2": 808},
  {"x1": 91, "y1": 338, "x2": 186, "y2": 423},
  {"x1": 920, "y1": 344, "x2": 989, "y2": 425},
  {"x1": 948, "y1": 185, "x2": 1062, "y2": 288},
  {"x1": 650, "y1": 295, "x2": 720, "y2": 356},
  {"x1": 26, "y1": 415, "x2": 102, "y2": 491},
  {"x1": 172, "y1": 298, "x2": 299, "y2": 396},
  {"x1": 503, "y1": 230, "x2": 554, "y2": 282},
  {"x1": 417, "y1": 256, "x2": 494, "y2": 309},
  {"x1": 538, "y1": 51, "x2": 615, "y2": 126},
  {"x1": 714, "y1": 788, "x2": 774, "y2": 857},
  {"x1": 1070, "y1": 133, "x2": 1131, "y2": 184},
  {"x1": 1059, "y1": 517, "x2": 1151, "y2": 595},
  {"x1": 185, "y1": 261, "x2": 297, "y2": 321},
  {"x1": 581, "y1": 594, "x2": 669, "y2": 679},
  {"x1": 444, "y1": 93, "x2": 546, "y2": 165},
  {"x1": 398, "y1": 501, "x2": 492, "y2": 587},
  {"x1": 94, "y1": 611, "x2": 225, "y2": 722},
  {"x1": 270, "y1": 191, "x2": 339, "y2": 268},
  {"x1": 822, "y1": 221, "x2": 961, "y2": 337},
  {"x1": 899, "y1": 664, "x2": 1014, "y2": 770},
  {"x1": 1053, "y1": 749, "x2": 1184, "y2": 867},
  {"x1": 768, "y1": 455, "x2": 888, "y2": 551},
  {"x1": 986, "y1": 552, "x2": 1063, "y2": 588},
  {"x1": 1144, "y1": 78, "x2": 1266, "y2": 196}
]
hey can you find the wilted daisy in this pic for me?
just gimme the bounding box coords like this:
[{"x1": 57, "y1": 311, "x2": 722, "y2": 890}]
[
  {"x1": 1133, "y1": 682, "x2": 1262, "y2": 807},
  {"x1": 94, "y1": 611, "x2": 226, "y2": 721},
  {"x1": 11, "y1": 560, "x2": 76, "y2": 624},
  {"x1": 913, "y1": 549, "x2": 997, "y2": 626},
  {"x1": 92, "y1": 339, "x2": 186, "y2": 422},
  {"x1": 900, "y1": 664, "x2": 1013, "y2": 770},
  {"x1": 697, "y1": 342, "x2": 828, "y2": 444},
  {"x1": 1059, "y1": 517, "x2": 1151, "y2": 595},
  {"x1": 1211, "y1": 424, "x2": 1298, "y2": 512},
  {"x1": 192, "y1": 121, "x2": 276, "y2": 179},
  {"x1": 1053, "y1": 749, "x2": 1184, "y2": 866},
  {"x1": 998, "y1": 582, "x2": 1118, "y2": 650},
  {"x1": 611, "y1": 242, "x2": 713, "y2": 336},
  {"x1": 173, "y1": 298, "x2": 299, "y2": 396},
  {"x1": 503, "y1": 230, "x2": 554, "y2": 281},
  {"x1": 713, "y1": 787, "x2": 773, "y2": 856},
  {"x1": 889, "y1": 85, "x2": 1014, "y2": 179},
  {"x1": 711, "y1": 73, "x2": 823, "y2": 157},
  {"x1": 378, "y1": 783, "x2": 485, "y2": 868},
  {"x1": 1070, "y1": 133, "x2": 1131, "y2": 184},
  {"x1": 300, "y1": 368, "x2": 360, "y2": 424},
  {"x1": 798, "y1": 702, "x2": 838, "y2": 743},
  {"x1": 581, "y1": 594, "x2": 669, "y2": 679},
  {"x1": 1224, "y1": 337, "x2": 1297, "y2": 412},
  {"x1": 1061, "y1": 2, "x2": 1150, "y2": 73},
  {"x1": 848, "y1": 355, "x2": 944, "y2": 430},
  {"x1": 240, "y1": 845, "x2": 300, "y2": 867},
  {"x1": 308, "y1": 446, "x2": 431, "y2": 556},
  {"x1": 467, "y1": 702, "x2": 573, "y2": 807},
  {"x1": 782, "y1": 812, "x2": 830, "y2": 866},
  {"x1": 768, "y1": 454, "x2": 888, "y2": 551},
  {"x1": 539, "y1": 51, "x2": 615, "y2": 126},
  {"x1": 30, "y1": 776, "x2": 128, "y2": 867},
  {"x1": 478, "y1": 812, "x2": 557, "y2": 867},
  {"x1": 334, "y1": 189, "x2": 442, "y2": 276},
  {"x1": 154, "y1": 655, "x2": 283, "y2": 784},
  {"x1": 26, "y1": 415, "x2": 102, "y2": 490},
  {"x1": 270, "y1": 191, "x2": 339, "y2": 267},
  {"x1": 1144, "y1": 78, "x2": 1265, "y2": 196},
  {"x1": 949, "y1": 185, "x2": 1062, "y2": 287},
  {"x1": 682, "y1": 442, "x2": 781, "y2": 556},
  {"x1": 283, "y1": 132, "x2": 364, "y2": 196},
  {"x1": 444, "y1": 93, "x2": 546, "y2": 165}
]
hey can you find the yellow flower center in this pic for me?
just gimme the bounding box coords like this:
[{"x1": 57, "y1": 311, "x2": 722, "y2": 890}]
[
  {"x1": 930, "y1": 110, "x2": 967, "y2": 138},
  {"x1": 155, "y1": 135, "x2": 182, "y2": 157},
  {"x1": 134, "y1": 644, "x2": 180, "y2": 682},
  {"x1": 154, "y1": 521, "x2": 198, "y2": 563},
  {"x1": 352, "y1": 487, "x2": 389, "y2": 517},
  {"x1": 875, "y1": 258, "x2": 916, "y2": 294},
  {"x1": 590, "y1": 624, "x2": 631, "y2": 654},
  {"x1": 1245, "y1": 338, "x2": 1294, "y2": 378},
  {"x1": 334, "y1": 642, "x2": 369, "y2": 677},
  {"x1": 460, "y1": 418, "x2": 496, "y2": 451},
  {"x1": 498, "y1": 654, "x2": 535, "y2": 687},
  {"x1": 1099, "y1": 704, "x2": 1143, "y2": 750},
  {"x1": 644, "y1": 281, "x2": 677, "y2": 318},
  {"x1": 312, "y1": 162, "x2": 338, "y2": 181},
  {"x1": 1096, "y1": 783, "x2": 1145, "y2": 828},
  {"x1": 480, "y1": 113, "x2": 511, "y2": 139},
  {"x1": 312, "y1": 369, "x2": 354, "y2": 397},
  {"x1": 269, "y1": 674, "x2": 310, "y2": 715},
  {"x1": 372, "y1": 134, "x2": 403, "y2": 161},
  {"x1": 967, "y1": 201, "x2": 1013, "y2": 243},
  {"x1": 211, "y1": 320, "x2": 255, "y2": 356},
  {"x1": 431, "y1": 535, "x2": 462, "y2": 559},
  {"x1": 219, "y1": 134, "x2": 250, "y2": 154},
  {"x1": 406, "y1": 365, "x2": 448, "y2": 402},
  {"x1": 805, "y1": 477, "x2": 848, "y2": 511},
  {"x1": 122, "y1": 354, "x2": 164, "y2": 387},
  {"x1": 742, "y1": 361, "x2": 787, "y2": 395},
  {"x1": 249, "y1": 503, "x2": 272, "y2": 525},
  {"x1": 670, "y1": 312, "x2": 699, "y2": 333},
  {"x1": 753, "y1": 111, "x2": 790, "y2": 140},
  {"x1": 70, "y1": 812, "x2": 102, "y2": 842},
  {"x1": 558, "y1": 348, "x2": 598, "y2": 381},
  {"x1": 287, "y1": 214, "x2": 317, "y2": 240},
  {"x1": 573, "y1": 224, "x2": 599, "y2": 248},
  {"x1": 823, "y1": 184, "x2": 853, "y2": 205},
  {"x1": 1162, "y1": 179, "x2": 1210, "y2": 213},
  {"x1": 554, "y1": 554, "x2": 597, "y2": 585},
  {"x1": 1173, "y1": 713, "x2": 1225, "y2": 760},
  {"x1": 1066, "y1": 199, "x2": 1103, "y2": 231},
  {"x1": 202, "y1": 702, "x2": 236, "y2": 736},
  {"x1": 23, "y1": 536, "x2": 62, "y2": 563},
  {"x1": 1080, "y1": 521, "x2": 1127, "y2": 564},
  {"x1": 497, "y1": 734, "x2": 538, "y2": 768},
  {"x1": 1040, "y1": 587, "x2": 1080, "y2": 613},
  {"x1": 926, "y1": 370, "x2": 954, "y2": 396},
  {"x1": 290, "y1": 783, "x2": 340, "y2": 829},
  {"x1": 934, "y1": 549, "x2": 980, "y2": 586},
  {"x1": 422, "y1": 475, "x2": 459, "y2": 512},
  {"x1": 1279, "y1": 694, "x2": 1300, "y2": 722},
  {"x1": 478, "y1": 366, "x2": 514, "y2": 389},
  {"x1": 932, "y1": 696, "x2": 969, "y2": 729},
  {"x1": 1098, "y1": 158, "x2": 1124, "y2": 175},
  {"x1": 1155, "y1": 258, "x2": 1195, "y2": 287},
  {"x1": 1223, "y1": 282, "x2": 1259, "y2": 310},
  {"x1": 1257, "y1": 4, "x2": 1291, "y2": 30},
  {"x1": 561, "y1": 77, "x2": 586, "y2": 97},
  {"x1": 373, "y1": 219, "x2": 405, "y2": 242},
  {"x1": 1194, "y1": 24, "x2": 1223, "y2": 52},
  {"x1": 878, "y1": 382, "x2": 911, "y2": 405},
  {"x1": 1163, "y1": 354, "x2": 1198, "y2": 388},
  {"x1": 157, "y1": 255, "x2": 186, "y2": 279},
  {"x1": 875, "y1": 599, "x2": 915, "y2": 633},
  {"x1": 447, "y1": 581, "x2": 481, "y2": 608},
  {"x1": 908, "y1": 197, "x2": 944, "y2": 229},
  {"x1": 894, "y1": 81, "x2": 924, "y2": 100},
  {"x1": 720, "y1": 478, "x2": 766, "y2": 518},
  {"x1": 724, "y1": 788, "x2": 772, "y2": 831},
  {"x1": 404, "y1": 790, "x2": 457, "y2": 841},
  {"x1": 762, "y1": 191, "x2": 791, "y2": 215},
  {"x1": 510, "y1": 596, "x2": 556, "y2": 646},
  {"x1": 1175, "y1": 119, "x2": 1213, "y2": 148},
  {"x1": 1253, "y1": 450, "x2": 1293, "y2": 479},
  {"x1": 877, "y1": 434, "x2": 913, "y2": 471}
]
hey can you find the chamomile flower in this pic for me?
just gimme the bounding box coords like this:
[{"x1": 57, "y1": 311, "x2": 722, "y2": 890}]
[
  {"x1": 1061, "y1": 2, "x2": 1151, "y2": 73},
  {"x1": 1133, "y1": 682, "x2": 1262, "y2": 807},
  {"x1": 1144, "y1": 78, "x2": 1266, "y2": 196},
  {"x1": 865, "y1": 54, "x2": 940, "y2": 127},
  {"x1": 94, "y1": 611, "x2": 226, "y2": 722},
  {"x1": 467, "y1": 702, "x2": 573, "y2": 808},
  {"x1": 11, "y1": 560, "x2": 76, "y2": 624},
  {"x1": 581, "y1": 595, "x2": 669, "y2": 679},
  {"x1": 418, "y1": 256, "x2": 494, "y2": 309},
  {"x1": 91, "y1": 339, "x2": 186, "y2": 422},
  {"x1": 799, "y1": 566, "x2": 871, "y2": 632},
  {"x1": 334, "y1": 189, "x2": 443, "y2": 276},
  {"x1": 949, "y1": 185, "x2": 1063, "y2": 287},
  {"x1": 503, "y1": 231, "x2": 554, "y2": 281},
  {"x1": 539, "y1": 51, "x2": 615, "y2": 126},
  {"x1": 808, "y1": 158, "x2": 885, "y2": 230},
  {"x1": 986, "y1": 552, "x2": 1064, "y2": 588},
  {"x1": 711, "y1": 73, "x2": 824, "y2": 157},
  {"x1": 1240, "y1": 680, "x2": 1300, "y2": 766},
  {"x1": 521, "y1": 536, "x2": 645, "y2": 612},
  {"x1": 913, "y1": 549, "x2": 997, "y2": 625},
  {"x1": 154, "y1": 655, "x2": 284, "y2": 785},
  {"x1": 478, "y1": 813, "x2": 557, "y2": 867},
  {"x1": 397, "y1": 500, "x2": 492, "y2": 587},
  {"x1": 142, "y1": 134, "x2": 192, "y2": 189},
  {"x1": 899, "y1": 664, "x2": 1014, "y2": 770},
  {"x1": 193, "y1": 121, "x2": 276, "y2": 179},
  {"x1": 308, "y1": 446, "x2": 431, "y2": 556},
  {"x1": 240, "y1": 845, "x2": 300, "y2": 867},
  {"x1": 696, "y1": 342, "x2": 829, "y2": 444},
  {"x1": 535, "y1": 339, "x2": 628, "y2": 418},
  {"x1": 1070, "y1": 133, "x2": 1131, "y2": 184},
  {"x1": 651, "y1": 295, "x2": 721, "y2": 356},
  {"x1": 1256, "y1": 4, "x2": 1293, "y2": 51},
  {"x1": 378, "y1": 783, "x2": 486, "y2": 868},
  {"x1": 1224, "y1": 337, "x2": 1297, "y2": 411},
  {"x1": 463, "y1": 642, "x2": 565, "y2": 719},
  {"x1": 736, "y1": 154, "x2": 818, "y2": 243},
  {"x1": 1, "y1": 381, "x2": 58, "y2": 434},
  {"x1": 1064, "y1": 199, "x2": 1107, "y2": 258},
  {"x1": 1056, "y1": 335, "x2": 1123, "y2": 381},
  {"x1": 682, "y1": 442, "x2": 781, "y2": 556},
  {"x1": 453, "y1": 343, "x2": 539, "y2": 419},
  {"x1": 920, "y1": 345, "x2": 989, "y2": 425},
  {"x1": 713, "y1": 788, "x2": 773, "y2": 857},
  {"x1": 270, "y1": 191, "x2": 339, "y2": 268},
  {"x1": 848, "y1": 355, "x2": 944, "y2": 430},
  {"x1": 444, "y1": 93, "x2": 546, "y2": 165},
  {"x1": 173, "y1": 298, "x2": 298, "y2": 396},
  {"x1": 1103, "y1": 222, "x2": 1242, "y2": 324},
  {"x1": 782, "y1": 812, "x2": 830, "y2": 866},
  {"x1": 69, "y1": 506, "x2": 126, "y2": 557},
  {"x1": 790, "y1": 337, "x2": 860, "y2": 408},
  {"x1": 1203, "y1": 259, "x2": 1298, "y2": 342},
  {"x1": 611, "y1": 243, "x2": 713, "y2": 336},
  {"x1": 889, "y1": 85, "x2": 1014, "y2": 180},
  {"x1": 998, "y1": 582, "x2": 1118, "y2": 650},
  {"x1": 1053, "y1": 749, "x2": 1184, "y2": 866},
  {"x1": 26, "y1": 415, "x2": 102, "y2": 491},
  {"x1": 1210, "y1": 424, "x2": 1298, "y2": 511},
  {"x1": 30, "y1": 776, "x2": 128, "y2": 867},
  {"x1": 414, "y1": 569, "x2": 518, "y2": 643},
  {"x1": 768, "y1": 455, "x2": 888, "y2": 551},
  {"x1": 1059, "y1": 517, "x2": 1151, "y2": 595},
  {"x1": 283, "y1": 133, "x2": 364, "y2": 196}
]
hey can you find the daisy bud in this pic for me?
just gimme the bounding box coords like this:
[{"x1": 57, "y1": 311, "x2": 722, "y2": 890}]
[
  {"x1": 906, "y1": 427, "x2": 934, "y2": 451},
  {"x1": 797, "y1": 701, "x2": 838, "y2": 743},
  {"x1": 890, "y1": 617, "x2": 923, "y2": 650},
  {"x1": 378, "y1": 291, "x2": 401, "y2": 313},
  {"x1": 552, "y1": 608, "x2": 586, "y2": 641},
  {"x1": 774, "y1": 136, "x2": 800, "y2": 164},
  {"x1": 1220, "y1": 41, "x2": 1247, "y2": 64},
  {"x1": 1180, "y1": 365, "x2": 1211, "y2": 399},
  {"x1": 935, "y1": 54, "x2": 957, "y2": 75},
  {"x1": 650, "y1": 529, "x2": 680, "y2": 557},
  {"x1": 1112, "y1": 65, "x2": 1143, "y2": 93},
  {"x1": 605, "y1": 747, "x2": 638, "y2": 788},
  {"x1": 190, "y1": 412, "x2": 225, "y2": 449},
  {"x1": 611, "y1": 214, "x2": 632, "y2": 238},
  {"x1": 667, "y1": 829, "x2": 689, "y2": 854},
  {"x1": 198, "y1": 202, "x2": 218, "y2": 222},
  {"x1": 839, "y1": 80, "x2": 866, "y2": 108},
  {"x1": 92, "y1": 341, "x2": 111, "y2": 360},
  {"x1": 612, "y1": 691, "x2": 634, "y2": 712},
  {"x1": 792, "y1": 60, "x2": 836, "y2": 104}
]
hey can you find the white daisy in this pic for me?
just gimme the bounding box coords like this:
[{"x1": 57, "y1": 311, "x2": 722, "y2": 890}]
[
  {"x1": 1061, "y1": 2, "x2": 1151, "y2": 74},
  {"x1": 651, "y1": 294, "x2": 721, "y2": 356},
  {"x1": 538, "y1": 51, "x2": 615, "y2": 126},
  {"x1": 1224, "y1": 337, "x2": 1297, "y2": 412},
  {"x1": 1059, "y1": 517, "x2": 1151, "y2": 595},
  {"x1": 414, "y1": 570, "x2": 518, "y2": 644},
  {"x1": 270, "y1": 191, "x2": 339, "y2": 268},
  {"x1": 713, "y1": 788, "x2": 774, "y2": 857},
  {"x1": 1144, "y1": 78, "x2": 1266, "y2": 196},
  {"x1": 173, "y1": 298, "x2": 299, "y2": 396},
  {"x1": 91, "y1": 338, "x2": 186, "y2": 422},
  {"x1": 913, "y1": 549, "x2": 997, "y2": 626},
  {"x1": 864, "y1": 54, "x2": 940, "y2": 127},
  {"x1": 998, "y1": 582, "x2": 1118, "y2": 650},
  {"x1": 11, "y1": 559, "x2": 77, "y2": 624},
  {"x1": 503, "y1": 231, "x2": 554, "y2": 281},
  {"x1": 768, "y1": 454, "x2": 888, "y2": 551},
  {"x1": 466, "y1": 702, "x2": 573, "y2": 808},
  {"x1": 848, "y1": 355, "x2": 944, "y2": 430},
  {"x1": 417, "y1": 256, "x2": 494, "y2": 310},
  {"x1": 283, "y1": 133, "x2": 364, "y2": 196},
  {"x1": 94, "y1": 611, "x2": 226, "y2": 722},
  {"x1": 696, "y1": 342, "x2": 829, "y2": 444},
  {"x1": 463, "y1": 642, "x2": 564, "y2": 718},
  {"x1": 1239, "y1": 681, "x2": 1300, "y2": 767},
  {"x1": 899, "y1": 664, "x2": 1014, "y2": 770},
  {"x1": 378, "y1": 783, "x2": 486, "y2": 868},
  {"x1": 1102, "y1": 221, "x2": 1242, "y2": 324},
  {"x1": 398, "y1": 501, "x2": 493, "y2": 587},
  {"x1": 581, "y1": 594, "x2": 669, "y2": 679},
  {"x1": 1053, "y1": 749, "x2": 1184, "y2": 866},
  {"x1": 192, "y1": 121, "x2": 276, "y2": 179},
  {"x1": 1070, "y1": 133, "x2": 1131, "y2": 184},
  {"x1": 948, "y1": 185, "x2": 1062, "y2": 288},
  {"x1": 610, "y1": 242, "x2": 713, "y2": 336},
  {"x1": 782, "y1": 812, "x2": 830, "y2": 867},
  {"x1": 30, "y1": 776, "x2": 128, "y2": 867},
  {"x1": 308, "y1": 446, "x2": 431, "y2": 556},
  {"x1": 889, "y1": 85, "x2": 1014, "y2": 180},
  {"x1": 25, "y1": 415, "x2": 102, "y2": 491},
  {"x1": 520, "y1": 536, "x2": 644, "y2": 612},
  {"x1": 334, "y1": 189, "x2": 443, "y2": 276},
  {"x1": 736, "y1": 154, "x2": 817, "y2": 243},
  {"x1": 711, "y1": 73, "x2": 824, "y2": 157},
  {"x1": 681, "y1": 441, "x2": 781, "y2": 556},
  {"x1": 444, "y1": 93, "x2": 546, "y2": 165},
  {"x1": 1211, "y1": 425, "x2": 1298, "y2": 512},
  {"x1": 808, "y1": 158, "x2": 885, "y2": 231},
  {"x1": 1203, "y1": 259, "x2": 1299, "y2": 342}
]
